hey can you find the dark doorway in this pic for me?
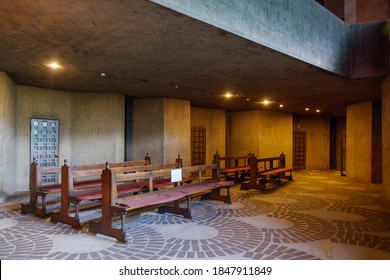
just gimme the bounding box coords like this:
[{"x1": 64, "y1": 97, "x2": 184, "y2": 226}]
[{"x1": 293, "y1": 131, "x2": 306, "y2": 170}]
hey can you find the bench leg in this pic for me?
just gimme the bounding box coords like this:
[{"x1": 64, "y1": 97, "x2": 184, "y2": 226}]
[
  {"x1": 157, "y1": 198, "x2": 192, "y2": 219},
  {"x1": 207, "y1": 187, "x2": 231, "y2": 204},
  {"x1": 35, "y1": 194, "x2": 49, "y2": 218},
  {"x1": 88, "y1": 210, "x2": 127, "y2": 243},
  {"x1": 50, "y1": 202, "x2": 82, "y2": 228}
]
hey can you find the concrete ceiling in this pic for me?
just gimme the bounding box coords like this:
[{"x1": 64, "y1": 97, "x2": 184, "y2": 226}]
[{"x1": 0, "y1": 0, "x2": 383, "y2": 116}]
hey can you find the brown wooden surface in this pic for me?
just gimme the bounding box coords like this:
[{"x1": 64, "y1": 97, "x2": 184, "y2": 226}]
[
  {"x1": 88, "y1": 161, "x2": 233, "y2": 243},
  {"x1": 241, "y1": 152, "x2": 293, "y2": 191}
]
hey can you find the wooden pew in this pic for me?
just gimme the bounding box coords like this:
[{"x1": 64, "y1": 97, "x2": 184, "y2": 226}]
[
  {"x1": 20, "y1": 154, "x2": 151, "y2": 218},
  {"x1": 20, "y1": 160, "x2": 62, "y2": 218},
  {"x1": 240, "y1": 152, "x2": 293, "y2": 191},
  {"x1": 213, "y1": 151, "x2": 254, "y2": 182},
  {"x1": 50, "y1": 155, "x2": 190, "y2": 228},
  {"x1": 88, "y1": 162, "x2": 233, "y2": 243}
]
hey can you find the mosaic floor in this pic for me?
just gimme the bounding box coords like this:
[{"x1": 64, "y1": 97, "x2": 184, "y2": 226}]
[{"x1": 1, "y1": 170, "x2": 390, "y2": 260}]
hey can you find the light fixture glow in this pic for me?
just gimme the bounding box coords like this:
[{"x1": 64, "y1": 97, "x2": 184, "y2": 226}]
[
  {"x1": 263, "y1": 100, "x2": 270, "y2": 105},
  {"x1": 48, "y1": 62, "x2": 60, "y2": 70},
  {"x1": 279, "y1": 104, "x2": 284, "y2": 108},
  {"x1": 305, "y1": 108, "x2": 310, "y2": 111},
  {"x1": 224, "y1": 92, "x2": 233, "y2": 98},
  {"x1": 316, "y1": 109, "x2": 321, "y2": 113},
  {"x1": 100, "y1": 72, "x2": 107, "y2": 77}
]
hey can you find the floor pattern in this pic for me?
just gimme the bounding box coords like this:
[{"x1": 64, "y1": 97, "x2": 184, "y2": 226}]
[{"x1": 1, "y1": 170, "x2": 389, "y2": 260}]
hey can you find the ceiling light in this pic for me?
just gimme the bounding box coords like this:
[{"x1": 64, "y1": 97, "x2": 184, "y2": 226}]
[
  {"x1": 246, "y1": 98, "x2": 251, "y2": 101},
  {"x1": 100, "y1": 72, "x2": 107, "y2": 77},
  {"x1": 48, "y1": 62, "x2": 60, "y2": 70},
  {"x1": 279, "y1": 104, "x2": 284, "y2": 108},
  {"x1": 224, "y1": 92, "x2": 233, "y2": 98},
  {"x1": 173, "y1": 85, "x2": 179, "y2": 89},
  {"x1": 316, "y1": 109, "x2": 321, "y2": 113},
  {"x1": 258, "y1": 99, "x2": 274, "y2": 105},
  {"x1": 305, "y1": 108, "x2": 309, "y2": 111}
]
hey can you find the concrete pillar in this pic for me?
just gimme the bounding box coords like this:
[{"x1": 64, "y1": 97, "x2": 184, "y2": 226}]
[
  {"x1": 0, "y1": 72, "x2": 17, "y2": 201},
  {"x1": 132, "y1": 98, "x2": 191, "y2": 166},
  {"x1": 346, "y1": 101, "x2": 382, "y2": 183},
  {"x1": 383, "y1": 76, "x2": 390, "y2": 205}
]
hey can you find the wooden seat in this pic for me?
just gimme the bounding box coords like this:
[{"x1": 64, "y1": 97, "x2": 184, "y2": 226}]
[
  {"x1": 213, "y1": 151, "x2": 254, "y2": 182},
  {"x1": 21, "y1": 155, "x2": 151, "y2": 219},
  {"x1": 88, "y1": 162, "x2": 233, "y2": 243},
  {"x1": 241, "y1": 152, "x2": 293, "y2": 191},
  {"x1": 50, "y1": 155, "x2": 190, "y2": 228}
]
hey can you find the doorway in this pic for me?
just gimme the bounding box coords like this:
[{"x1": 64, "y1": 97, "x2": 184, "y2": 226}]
[
  {"x1": 293, "y1": 131, "x2": 306, "y2": 170},
  {"x1": 191, "y1": 127, "x2": 206, "y2": 166},
  {"x1": 30, "y1": 118, "x2": 59, "y2": 184}
]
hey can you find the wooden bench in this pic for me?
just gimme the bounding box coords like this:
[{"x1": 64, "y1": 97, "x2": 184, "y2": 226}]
[
  {"x1": 213, "y1": 151, "x2": 254, "y2": 182},
  {"x1": 241, "y1": 152, "x2": 293, "y2": 191},
  {"x1": 20, "y1": 154, "x2": 151, "y2": 218},
  {"x1": 88, "y1": 162, "x2": 233, "y2": 243},
  {"x1": 50, "y1": 155, "x2": 191, "y2": 228}
]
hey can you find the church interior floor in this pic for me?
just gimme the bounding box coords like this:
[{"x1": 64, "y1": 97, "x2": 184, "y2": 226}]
[{"x1": 1, "y1": 170, "x2": 389, "y2": 260}]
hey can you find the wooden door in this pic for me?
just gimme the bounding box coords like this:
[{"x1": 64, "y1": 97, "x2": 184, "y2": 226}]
[
  {"x1": 191, "y1": 127, "x2": 206, "y2": 166},
  {"x1": 293, "y1": 131, "x2": 306, "y2": 170}
]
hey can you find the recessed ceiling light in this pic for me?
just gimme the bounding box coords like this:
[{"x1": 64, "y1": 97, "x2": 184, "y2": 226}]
[
  {"x1": 305, "y1": 108, "x2": 310, "y2": 111},
  {"x1": 246, "y1": 98, "x2": 251, "y2": 101},
  {"x1": 316, "y1": 109, "x2": 321, "y2": 113},
  {"x1": 100, "y1": 72, "x2": 107, "y2": 77},
  {"x1": 224, "y1": 92, "x2": 233, "y2": 98},
  {"x1": 48, "y1": 62, "x2": 60, "y2": 70},
  {"x1": 258, "y1": 99, "x2": 274, "y2": 105},
  {"x1": 173, "y1": 85, "x2": 179, "y2": 89},
  {"x1": 279, "y1": 104, "x2": 284, "y2": 108}
]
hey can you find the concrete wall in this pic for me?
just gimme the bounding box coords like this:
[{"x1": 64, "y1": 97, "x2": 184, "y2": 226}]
[
  {"x1": 293, "y1": 115, "x2": 330, "y2": 170},
  {"x1": 71, "y1": 92, "x2": 125, "y2": 165},
  {"x1": 163, "y1": 99, "x2": 191, "y2": 166},
  {"x1": 15, "y1": 85, "x2": 125, "y2": 191},
  {"x1": 0, "y1": 72, "x2": 17, "y2": 201},
  {"x1": 323, "y1": 0, "x2": 345, "y2": 20},
  {"x1": 345, "y1": 0, "x2": 390, "y2": 24},
  {"x1": 152, "y1": 0, "x2": 350, "y2": 76},
  {"x1": 346, "y1": 102, "x2": 372, "y2": 182},
  {"x1": 132, "y1": 98, "x2": 191, "y2": 166},
  {"x1": 228, "y1": 110, "x2": 260, "y2": 158},
  {"x1": 349, "y1": 22, "x2": 387, "y2": 79},
  {"x1": 383, "y1": 76, "x2": 390, "y2": 205},
  {"x1": 190, "y1": 107, "x2": 226, "y2": 164},
  {"x1": 132, "y1": 99, "x2": 164, "y2": 164},
  {"x1": 228, "y1": 110, "x2": 293, "y2": 167},
  {"x1": 16, "y1": 86, "x2": 73, "y2": 190}
]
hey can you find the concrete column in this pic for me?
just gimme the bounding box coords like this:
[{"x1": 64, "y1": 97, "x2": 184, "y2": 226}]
[
  {"x1": 132, "y1": 98, "x2": 190, "y2": 166},
  {"x1": 346, "y1": 102, "x2": 375, "y2": 183},
  {"x1": 0, "y1": 72, "x2": 16, "y2": 201},
  {"x1": 383, "y1": 76, "x2": 390, "y2": 205}
]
